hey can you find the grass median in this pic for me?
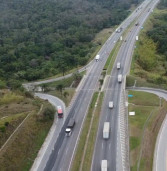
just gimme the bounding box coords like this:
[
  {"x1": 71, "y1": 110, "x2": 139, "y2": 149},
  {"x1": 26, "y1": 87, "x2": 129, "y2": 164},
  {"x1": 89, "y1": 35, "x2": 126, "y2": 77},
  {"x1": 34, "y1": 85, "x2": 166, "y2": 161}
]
[{"x1": 71, "y1": 92, "x2": 104, "y2": 171}]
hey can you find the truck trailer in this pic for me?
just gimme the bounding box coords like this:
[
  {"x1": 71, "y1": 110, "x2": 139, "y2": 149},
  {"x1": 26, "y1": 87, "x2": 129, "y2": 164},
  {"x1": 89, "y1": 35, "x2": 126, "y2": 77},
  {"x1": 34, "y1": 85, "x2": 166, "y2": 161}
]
[
  {"x1": 109, "y1": 101, "x2": 113, "y2": 109},
  {"x1": 95, "y1": 55, "x2": 100, "y2": 61},
  {"x1": 65, "y1": 118, "x2": 75, "y2": 136},
  {"x1": 118, "y1": 74, "x2": 122, "y2": 83},
  {"x1": 101, "y1": 160, "x2": 107, "y2": 171},
  {"x1": 117, "y1": 62, "x2": 121, "y2": 69},
  {"x1": 103, "y1": 122, "x2": 110, "y2": 139}
]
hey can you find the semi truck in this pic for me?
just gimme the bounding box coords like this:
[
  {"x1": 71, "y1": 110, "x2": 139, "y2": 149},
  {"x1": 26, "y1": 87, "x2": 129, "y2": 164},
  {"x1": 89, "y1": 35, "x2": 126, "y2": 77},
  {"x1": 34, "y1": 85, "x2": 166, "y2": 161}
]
[
  {"x1": 57, "y1": 106, "x2": 63, "y2": 118},
  {"x1": 65, "y1": 118, "x2": 75, "y2": 136},
  {"x1": 109, "y1": 101, "x2": 113, "y2": 109},
  {"x1": 103, "y1": 122, "x2": 110, "y2": 139},
  {"x1": 118, "y1": 74, "x2": 122, "y2": 83},
  {"x1": 95, "y1": 55, "x2": 100, "y2": 61},
  {"x1": 117, "y1": 62, "x2": 121, "y2": 69},
  {"x1": 101, "y1": 160, "x2": 107, "y2": 171}
]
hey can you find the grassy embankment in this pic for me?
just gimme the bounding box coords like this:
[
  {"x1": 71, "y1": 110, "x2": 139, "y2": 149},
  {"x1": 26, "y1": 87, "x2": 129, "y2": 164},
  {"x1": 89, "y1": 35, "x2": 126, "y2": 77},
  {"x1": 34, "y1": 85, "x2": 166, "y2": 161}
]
[
  {"x1": 0, "y1": 90, "x2": 54, "y2": 171},
  {"x1": 128, "y1": 90, "x2": 167, "y2": 171},
  {"x1": 127, "y1": 8, "x2": 167, "y2": 89}
]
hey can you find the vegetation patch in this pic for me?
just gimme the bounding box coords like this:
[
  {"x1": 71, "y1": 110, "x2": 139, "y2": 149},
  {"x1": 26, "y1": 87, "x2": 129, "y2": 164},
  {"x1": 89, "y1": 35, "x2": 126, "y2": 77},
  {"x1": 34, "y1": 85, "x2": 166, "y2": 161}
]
[
  {"x1": 0, "y1": 89, "x2": 54, "y2": 171},
  {"x1": 128, "y1": 90, "x2": 167, "y2": 171},
  {"x1": 129, "y1": 5, "x2": 167, "y2": 89}
]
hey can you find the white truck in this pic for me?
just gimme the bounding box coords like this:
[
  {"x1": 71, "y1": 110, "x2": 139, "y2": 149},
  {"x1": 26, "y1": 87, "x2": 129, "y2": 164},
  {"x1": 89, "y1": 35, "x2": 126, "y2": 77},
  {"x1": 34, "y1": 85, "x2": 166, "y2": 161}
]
[
  {"x1": 103, "y1": 122, "x2": 110, "y2": 139},
  {"x1": 101, "y1": 160, "x2": 107, "y2": 171},
  {"x1": 117, "y1": 62, "x2": 121, "y2": 69},
  {"x1": 95, "y1": 54, "x2": 100, "y2": 61},
  {"x1": 109, "y1": 101, "x2": 113, "y2": 109},
  {"x1": 118, "y1": 74, "x2": 122, "y2": 83}
]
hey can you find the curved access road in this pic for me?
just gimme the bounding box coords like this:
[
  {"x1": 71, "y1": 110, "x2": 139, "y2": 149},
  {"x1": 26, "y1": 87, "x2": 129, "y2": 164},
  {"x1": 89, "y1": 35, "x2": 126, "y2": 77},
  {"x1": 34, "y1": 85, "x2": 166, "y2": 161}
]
[
  {"x1": 31, "y1": 93, "x2": 66, "y2": 171},
  {"x1": 127, "y1": 87, "x2": 167, "y2": 171}
]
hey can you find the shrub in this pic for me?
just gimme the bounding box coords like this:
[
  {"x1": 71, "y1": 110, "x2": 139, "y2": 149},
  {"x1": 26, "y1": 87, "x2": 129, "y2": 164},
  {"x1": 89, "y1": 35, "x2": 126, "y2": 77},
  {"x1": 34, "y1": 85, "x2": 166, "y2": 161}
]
[{"x1": 42, "y1": 106, "x2": 55, "y2": 121}]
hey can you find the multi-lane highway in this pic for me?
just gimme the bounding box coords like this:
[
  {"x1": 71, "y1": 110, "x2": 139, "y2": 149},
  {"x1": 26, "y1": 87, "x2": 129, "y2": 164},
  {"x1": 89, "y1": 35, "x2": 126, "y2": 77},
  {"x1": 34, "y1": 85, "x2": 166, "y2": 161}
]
[
  {"x1": 91, "y1": 0, "x2": 160, "y2": 171},
  {"x1": 30, "y1": 0, "x2": 159, "y2": 170}
]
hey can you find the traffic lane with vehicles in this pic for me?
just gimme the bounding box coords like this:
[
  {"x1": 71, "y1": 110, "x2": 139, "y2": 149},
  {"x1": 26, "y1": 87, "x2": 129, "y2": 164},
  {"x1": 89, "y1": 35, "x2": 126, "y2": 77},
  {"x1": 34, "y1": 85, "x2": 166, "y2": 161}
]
[
  {"x1": 92, "y1": 0, "x2": 159, "y2": 170},
  {"x1": 37, "y1": 1, "x2": 153, "y2": 170},
  {"x1": 126, "y1": 87, "x2": 167, "y2": 171},
  {"x1": 44, "y1": 59, "x2": 106, "y2": 171},
  {"x1": 92, "y1": 76, "x2": 121, "y2": 171}
]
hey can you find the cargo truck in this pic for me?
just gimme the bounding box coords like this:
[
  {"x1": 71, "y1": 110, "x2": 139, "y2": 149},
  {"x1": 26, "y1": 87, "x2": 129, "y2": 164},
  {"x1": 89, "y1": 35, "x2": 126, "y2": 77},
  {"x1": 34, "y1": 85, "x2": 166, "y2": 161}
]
[
  {"x1": 118, "y1": 74, "x2": 122, "y2": 83},
  {"x1": 117, "y1": 62, "x2": 121, "y2": 69},
  {"x1": 65, "y1": 118, "x2": 75, "y2": 136},
  {"x1": 109, "y1": 101, "x2": 113, "y2": 109},
  {"x1": 95, "y1": 55, "x2": 100, "y2": 61},
  {"x1": 57, "y1": 106, "x2": 63, "y2": 118},
  {"x1": 103, "y1": 122, "x2": 110, "y2": 139},
  {"x1": 101, "y1": 160, "x2": 107, "y2": 171}
]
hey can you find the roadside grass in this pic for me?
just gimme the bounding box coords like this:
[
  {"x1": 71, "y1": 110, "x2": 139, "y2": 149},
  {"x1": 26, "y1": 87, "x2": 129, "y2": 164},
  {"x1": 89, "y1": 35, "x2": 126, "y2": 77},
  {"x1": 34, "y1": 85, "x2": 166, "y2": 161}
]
[
  {"x1": 128, "y1": 90, "x2": 167, "y2": 171},
  {"x1": 126, "y1": 75, "x2": 167, "y2": 90},
  {"x1": 71, "y1": 92, "x2": 104, "y2": 171},
  {"x1": 0, "y1": 91, "x2": 24, "y2": 105},
  {"x1": 0, "y1": 90, "x2": 54, "y2": 171}
]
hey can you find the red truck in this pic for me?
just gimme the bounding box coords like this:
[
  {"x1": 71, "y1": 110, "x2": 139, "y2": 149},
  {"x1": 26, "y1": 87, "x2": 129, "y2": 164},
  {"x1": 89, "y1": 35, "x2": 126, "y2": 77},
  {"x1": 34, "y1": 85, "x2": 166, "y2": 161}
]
[{"x1": 57, "y1": 106, "x2": 63, "y2": 118}]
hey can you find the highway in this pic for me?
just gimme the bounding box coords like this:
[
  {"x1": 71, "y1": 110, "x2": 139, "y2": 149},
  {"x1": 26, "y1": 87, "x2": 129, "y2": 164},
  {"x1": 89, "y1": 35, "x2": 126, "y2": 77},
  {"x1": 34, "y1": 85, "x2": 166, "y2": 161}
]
[
  {"x1": 91, "y1": 0, "x2": 160, "y2": 171},
  {"x1": 31, "y1": 0, "x2": 159, "y2": 171},
  {"x1": 40, "y1": 3, "x2": 144, "y2": 171}
]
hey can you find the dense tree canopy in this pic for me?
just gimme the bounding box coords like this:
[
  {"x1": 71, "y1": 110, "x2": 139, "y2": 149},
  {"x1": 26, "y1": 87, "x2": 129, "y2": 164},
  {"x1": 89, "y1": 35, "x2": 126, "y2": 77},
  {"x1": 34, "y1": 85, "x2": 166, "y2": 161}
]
[{"x1": 0, "y1": 0, "x2": 140, "y2": 83}]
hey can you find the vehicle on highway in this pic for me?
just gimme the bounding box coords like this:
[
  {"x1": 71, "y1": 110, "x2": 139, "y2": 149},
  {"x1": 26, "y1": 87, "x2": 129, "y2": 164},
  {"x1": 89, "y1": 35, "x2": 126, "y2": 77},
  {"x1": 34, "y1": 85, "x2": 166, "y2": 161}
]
[
  {"x1": 103, "y1": 122, "x2": 110, "y2": 139},
  {"x1": 116, "y1": 27, "x2": 123, "y2": 33},
  {"x1": 95, "y1": 55, "x2": 100, "y2": 61},
  {"x1": 65, "y1": 118, "x2": 75, "y2": 136},
  {"x1": 135, "y1": 22, "x2": 139, "y2": 26},
  {"x1": 118, "y1": 74, "x2": 122, "y2": 83},
  {"x1": 117, "y1": 62, "x2": 121, "y2": 69},
  {"x1": 101, "y1": 160, "x2": 107, "y2": 171},
  {"x1": 109, "y1": 101, "x2": 114, "y2": 109},
  {"x1": 57, "y1": 106, "x2": 63, "y2": 118}
]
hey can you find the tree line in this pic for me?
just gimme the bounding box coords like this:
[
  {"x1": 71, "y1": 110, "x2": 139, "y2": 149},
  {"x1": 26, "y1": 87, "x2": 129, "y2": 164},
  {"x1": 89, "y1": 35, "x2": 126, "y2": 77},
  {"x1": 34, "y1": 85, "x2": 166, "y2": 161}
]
[{"x1": 0, "y1": 0, "x2": 141, "y2": 88}]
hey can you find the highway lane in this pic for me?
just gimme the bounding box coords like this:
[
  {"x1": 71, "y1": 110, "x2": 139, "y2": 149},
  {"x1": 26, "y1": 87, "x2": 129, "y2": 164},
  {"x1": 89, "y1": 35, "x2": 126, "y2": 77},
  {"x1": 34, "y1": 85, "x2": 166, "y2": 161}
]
[
  {"x1": 91, "y1": 0, "x2": 160, "y2": 170},
  {"x1": 36, "y1": 1, "x2": 155, "y2": 171}
]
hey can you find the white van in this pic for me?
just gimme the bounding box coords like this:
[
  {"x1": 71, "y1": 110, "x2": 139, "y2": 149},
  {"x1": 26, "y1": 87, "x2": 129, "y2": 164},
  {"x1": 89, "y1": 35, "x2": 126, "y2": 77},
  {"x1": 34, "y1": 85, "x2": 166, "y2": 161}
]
[
  {"x1": 117, "y1": 62, "x2": 121, "y2": 69},
  {"x1": 109, "y1": 101, "x2": 114, "y2": 108}
]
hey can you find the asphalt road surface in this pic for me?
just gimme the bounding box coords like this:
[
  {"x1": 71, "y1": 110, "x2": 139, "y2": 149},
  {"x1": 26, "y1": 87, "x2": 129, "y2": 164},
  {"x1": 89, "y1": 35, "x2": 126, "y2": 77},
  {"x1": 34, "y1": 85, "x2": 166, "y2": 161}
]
[
  {"x1": 91, "y1": 0, "x2": 160, "y2": 171},
  {"x1": 34, "y1": 0, "x2": 159, "y2": 170}
]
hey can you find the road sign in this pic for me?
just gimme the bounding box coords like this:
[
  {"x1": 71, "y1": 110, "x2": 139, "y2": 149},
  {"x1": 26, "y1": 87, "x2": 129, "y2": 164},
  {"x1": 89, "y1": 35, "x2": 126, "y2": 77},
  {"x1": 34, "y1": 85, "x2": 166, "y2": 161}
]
[{"x1": 128, "y1": 95, "x2": 133, "y2": 97}]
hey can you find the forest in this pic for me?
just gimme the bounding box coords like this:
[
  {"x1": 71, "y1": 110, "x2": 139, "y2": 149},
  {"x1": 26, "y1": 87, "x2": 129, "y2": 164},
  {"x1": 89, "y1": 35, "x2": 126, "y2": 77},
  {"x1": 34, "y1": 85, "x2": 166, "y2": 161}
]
[{"x1": 0, "y1": 0, "x2": 140, "y2": 87}]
